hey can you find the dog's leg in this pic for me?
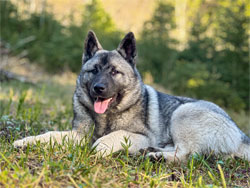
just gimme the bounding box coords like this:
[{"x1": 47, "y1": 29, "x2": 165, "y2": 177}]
[
  {"x1": 13, "y1": 130, "x2": 82, "y2": 148},
  {"x1": 92, "y1": 130, "x2": 150, "y2": 157}
]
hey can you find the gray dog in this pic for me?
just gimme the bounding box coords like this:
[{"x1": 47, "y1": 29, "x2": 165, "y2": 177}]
[{"x1": 14, "y1": 31, "x2": 250, "y2": 162}]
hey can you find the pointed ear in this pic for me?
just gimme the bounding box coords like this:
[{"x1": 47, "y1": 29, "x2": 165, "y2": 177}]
[
  {"x1": 117, "y1": 32, "x2": 137, "y2": 64},
  {"x1": 83, "y1": 31, "x2": 103, "y2": 62}
]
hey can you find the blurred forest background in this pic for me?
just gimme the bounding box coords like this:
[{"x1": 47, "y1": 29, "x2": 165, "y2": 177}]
[
  {"x1": 0, "y1": 1, "x2": 250, "y2": 186},
  {"x1": 1, "y1": 0, "x2": 249, "y2": 112}
]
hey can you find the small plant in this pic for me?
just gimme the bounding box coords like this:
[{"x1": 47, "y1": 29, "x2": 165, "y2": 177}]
[{"x1": 121, "y1": 136, "x2": 132, "y2": 161}]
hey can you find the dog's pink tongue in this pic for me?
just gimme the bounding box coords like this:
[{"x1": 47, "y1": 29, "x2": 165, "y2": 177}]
[{"x1": 94, "y1": 98, "x2": 112, "y2": 114}]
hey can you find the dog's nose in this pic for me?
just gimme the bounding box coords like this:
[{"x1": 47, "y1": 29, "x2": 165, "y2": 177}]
[{"x1": 94, "y1": 83, "x2": 106, "y2": 94}]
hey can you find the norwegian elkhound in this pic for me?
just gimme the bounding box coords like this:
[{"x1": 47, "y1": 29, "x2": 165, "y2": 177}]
[{"x1": 14, "y1": 31, "x2": 250, "y2": 162}]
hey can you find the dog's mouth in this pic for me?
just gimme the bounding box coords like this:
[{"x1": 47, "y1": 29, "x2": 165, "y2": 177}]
[{"x1": 94, "y1": 96, "x2": 116, "y2": 114}]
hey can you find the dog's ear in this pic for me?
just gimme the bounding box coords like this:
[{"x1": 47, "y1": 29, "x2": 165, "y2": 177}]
[
  {"x1": 117, "y1": 32, "x2": 137, "y2": 65},
  {"x1": 83, "y1": 31, "x2": 103, "y2": 62}
]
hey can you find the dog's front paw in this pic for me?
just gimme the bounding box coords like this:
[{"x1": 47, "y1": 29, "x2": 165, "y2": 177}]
[
  {"x1": 13, "y1": 136, "x2": 36, "y2": 148},
  {"x1": 13, "y1": 139, "x2": 27, "y2": 148},
  {"x1": 92, "y1": 137, "x2": 113, "y2": 157}
]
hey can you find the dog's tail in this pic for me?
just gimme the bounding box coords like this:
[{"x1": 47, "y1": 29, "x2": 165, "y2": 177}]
[{"x1": 234, "y1": 134, "x2": 250, "y2": 161}]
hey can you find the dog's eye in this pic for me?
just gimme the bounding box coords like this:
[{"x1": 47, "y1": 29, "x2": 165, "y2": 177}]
[
  {"x1": 90, "y1": 67, "x2": 98, "y2": 74},
  {"x1": 111, "y1": 69, "x2": 119, "y2": 76}
]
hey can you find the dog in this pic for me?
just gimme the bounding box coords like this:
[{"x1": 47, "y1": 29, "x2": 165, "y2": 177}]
[{"x1": 14, "y1": 31, "x2": 250, "y2": 162}]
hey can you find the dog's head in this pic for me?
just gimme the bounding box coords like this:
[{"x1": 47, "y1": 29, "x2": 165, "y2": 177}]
[{"x1": 79, "y1": 31, "x2": 142, "y2": 114}]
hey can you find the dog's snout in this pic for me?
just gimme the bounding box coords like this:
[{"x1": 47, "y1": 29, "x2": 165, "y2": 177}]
[{"x1": 94, "y1": 83, "x2": 106, "y2": 94}]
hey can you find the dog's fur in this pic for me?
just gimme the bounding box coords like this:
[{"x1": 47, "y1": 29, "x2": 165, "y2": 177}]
[{"x1": 14, "y1": 31, "x2": 250, "y2": 162}]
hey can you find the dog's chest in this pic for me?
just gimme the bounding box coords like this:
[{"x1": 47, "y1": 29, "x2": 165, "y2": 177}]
[{"x1": 94, "y1": 113, "x2": 145, "y2": 137}]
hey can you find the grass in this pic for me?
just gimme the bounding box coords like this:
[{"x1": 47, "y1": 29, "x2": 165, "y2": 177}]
[{"x1": 0, "y1": 78, "x2": 250, "y2": 187}]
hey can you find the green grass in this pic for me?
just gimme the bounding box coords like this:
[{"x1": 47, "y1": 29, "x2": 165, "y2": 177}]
[{"x1": 0, "y1": 80, "x2": 249, "y2": 187}]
